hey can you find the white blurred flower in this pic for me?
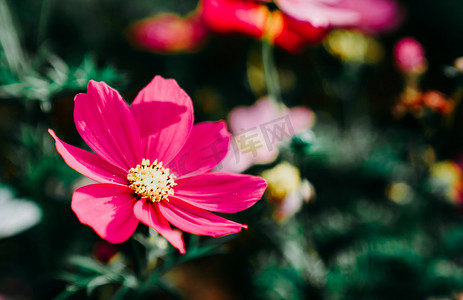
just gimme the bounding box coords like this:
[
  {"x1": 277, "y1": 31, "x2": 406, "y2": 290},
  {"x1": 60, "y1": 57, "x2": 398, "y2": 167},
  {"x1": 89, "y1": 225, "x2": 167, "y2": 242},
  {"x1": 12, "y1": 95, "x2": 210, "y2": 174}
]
[{"x1": 0, "y1": 187, "x2": 42, "y2": 239}]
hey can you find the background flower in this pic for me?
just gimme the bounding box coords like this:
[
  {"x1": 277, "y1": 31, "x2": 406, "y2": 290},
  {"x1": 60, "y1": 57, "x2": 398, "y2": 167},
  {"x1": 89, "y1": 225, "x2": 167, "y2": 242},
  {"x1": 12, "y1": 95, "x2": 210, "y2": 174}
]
[
  {"x1": 199, "y1": 0, "x2": 328, "y2": 52},
  {"x1": 219, "y1": 97, "x2": 314, "y2": 172},
  {"x1": 394, "y1": 37, "x2": 427, "y2": 74},
  {"x1": 128, "y1": 13, "x2": 208, "y2": 54},
  {"x1": 0, "y1": 187, "x2": 42, "y2": 239},
  {"x1": 276, "y1": 0, "x2": 402, "y2": 33},
  {"x1": 261, "y1": 161, "x2": 314, "y2": 222}
]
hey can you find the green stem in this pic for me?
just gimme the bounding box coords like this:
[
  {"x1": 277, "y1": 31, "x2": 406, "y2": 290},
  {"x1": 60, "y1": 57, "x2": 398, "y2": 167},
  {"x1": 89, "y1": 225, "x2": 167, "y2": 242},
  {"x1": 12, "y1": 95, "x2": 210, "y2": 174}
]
[{"x1": 261, "y1": 39, "x2": 284, "y2": 110}]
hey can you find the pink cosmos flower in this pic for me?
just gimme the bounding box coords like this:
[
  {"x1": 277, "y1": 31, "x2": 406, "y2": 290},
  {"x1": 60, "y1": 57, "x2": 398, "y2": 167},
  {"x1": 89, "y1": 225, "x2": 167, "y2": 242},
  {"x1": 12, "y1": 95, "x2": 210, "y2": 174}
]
[
  {"x1": 219, "y1": 97, "x2": 314, "y2": 173},
  {"x1": 276, "y1": 0, "x2": 402, "y2": 33},
  {"x1": 49, "y1": 76, "x2": 267, "y2": 254}
]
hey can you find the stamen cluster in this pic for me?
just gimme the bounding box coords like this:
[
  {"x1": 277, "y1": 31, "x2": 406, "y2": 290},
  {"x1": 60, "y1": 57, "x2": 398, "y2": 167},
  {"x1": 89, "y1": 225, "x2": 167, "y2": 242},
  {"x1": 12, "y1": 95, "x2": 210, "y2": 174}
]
[{"x1": 127, "y1": 158, "x2": 177, "y2": 202}]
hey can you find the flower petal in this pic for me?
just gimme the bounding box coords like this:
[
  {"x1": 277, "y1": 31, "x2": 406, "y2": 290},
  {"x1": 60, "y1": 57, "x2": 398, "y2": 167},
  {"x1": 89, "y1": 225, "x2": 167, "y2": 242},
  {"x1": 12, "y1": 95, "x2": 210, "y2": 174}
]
[
  {"x1": 49, "y1": 129, "x2": 127, "y2": 185},
  {"x1": 168, "y1": 121, "x2": 231, "y2": 178},
  {"x1": 133, "y1": 201, "x2": 185, "y2": 254},
  {"x1": 174, "y1": 172, "x2": 266, "y2": 213},
  {"x1": 74, "y1": 81, "x2": 142, "y2": 170},
  {"x1": 72, "y1": 184, "x2": 138, "y2": 244},
  {"x1": 159, "y1": 197, "x2": 247, "y2": 237},
  {"x1": 276, "y1": 0, "x2": 361, "y2": 27},
  {"x1": 130, "y1": 76, "x2": 194, "y2": 163},
  {"x1": 288, "y1": 106, "x2": 315, "y2": 132}
]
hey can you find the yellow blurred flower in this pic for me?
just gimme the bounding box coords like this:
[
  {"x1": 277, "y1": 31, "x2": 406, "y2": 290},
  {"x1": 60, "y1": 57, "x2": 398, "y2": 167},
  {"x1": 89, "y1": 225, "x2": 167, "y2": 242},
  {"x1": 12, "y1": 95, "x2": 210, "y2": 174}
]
[
  {"x1": 430, "y1": 161, "x2": 463, "y2": 203},
  {"x1": 261, "y1": 162, "x2": 314, "y2": 222},
  {"x1": 387, "y1": 182, "x2": 412, "y2": 204},
  {"x1": 262, "y1": 161, "x2": 301, "y2": 203},
  {"x1": 323, "y1": 29, "x2": 383, "y2": 64}
]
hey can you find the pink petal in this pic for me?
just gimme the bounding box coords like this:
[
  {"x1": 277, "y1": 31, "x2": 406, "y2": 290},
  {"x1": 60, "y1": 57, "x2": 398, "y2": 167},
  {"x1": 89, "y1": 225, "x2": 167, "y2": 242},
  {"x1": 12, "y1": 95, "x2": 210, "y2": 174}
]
[
  {"x1": 133, "y1": 201, "x2": 185, "y2": 254},
  {"x1": 130, "y1": 76, "x2": 194, "y2": 163},
  {"x1": 174, "y1": 172, "x2": 267, "y2": 213},
  {"x1": 168, "y1": 121, "x2": 231, "y2": 178},
  {"x1": 339, "y1": 0, "x2": 402, "y2": 33},
  {"x1": 74, "y1": 81, "x2": 142, "y2": 170},
  {"x1": 72, "y1": 184, "x2": 139, "y2": 244},
  {"x1": 228, "y1": 97, "x2": 280, "y2": 134},
  {"x1": 159, "y1": 197, "x2": 247, "y2": 237},
  {"x1": 288, "y1": 106, "x2": 315, "y2": 133},
  {"x1": 49, "y1": 129, "x2": 127, "y2": 185},
  {"x1": 252, "y1": 147, "x2": 279, "y2": 165},
  {"x1": 276, "y1": 0, "x2": 361, "y2": 27},
  {"x1": 276, "y1": 192, "x2": 304, "y2": 221}
]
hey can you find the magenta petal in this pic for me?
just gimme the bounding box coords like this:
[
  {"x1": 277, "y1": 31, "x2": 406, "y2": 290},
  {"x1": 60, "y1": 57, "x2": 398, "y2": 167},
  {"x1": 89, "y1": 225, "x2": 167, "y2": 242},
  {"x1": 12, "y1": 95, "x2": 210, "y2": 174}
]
[
  {"x1": 174, "y1": 172, "x2": 266, "y2": 213},
  {"x1": 158, "y1": 198, "x2": 247, "y2": 237},
  {"x1": 130, "y1": 76, "x2": 194, "y2": 163},
  {"x1": 72, "y1": 184, "x2": 139, "y2": 244},
  {"x1": 168, "y1": 121, "x2": 231, "y2": 178},
  {"x1": 74, "y1": 81, "x2": 142, "y2": 170},
  {"x1": 133, "y1": 201, "x2": 185, "y2": 254},
  {"x1": 49, "y1": 129, "x2": 127, "y2": 185}
]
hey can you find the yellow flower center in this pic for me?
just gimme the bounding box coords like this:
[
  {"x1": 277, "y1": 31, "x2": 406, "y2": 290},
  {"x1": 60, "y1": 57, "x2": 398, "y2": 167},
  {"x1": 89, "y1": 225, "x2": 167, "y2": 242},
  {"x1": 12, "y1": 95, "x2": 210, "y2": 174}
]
[{"x1": 127, "y1": 158, "x2": 177, "y2": 202}]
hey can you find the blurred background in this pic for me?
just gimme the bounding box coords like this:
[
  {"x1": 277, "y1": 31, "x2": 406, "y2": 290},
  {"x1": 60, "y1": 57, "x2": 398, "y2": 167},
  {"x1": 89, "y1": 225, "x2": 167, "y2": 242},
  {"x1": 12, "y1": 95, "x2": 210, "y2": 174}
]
[{"x1": 3, "y1": 0, "x2": 463, "y2": 299}]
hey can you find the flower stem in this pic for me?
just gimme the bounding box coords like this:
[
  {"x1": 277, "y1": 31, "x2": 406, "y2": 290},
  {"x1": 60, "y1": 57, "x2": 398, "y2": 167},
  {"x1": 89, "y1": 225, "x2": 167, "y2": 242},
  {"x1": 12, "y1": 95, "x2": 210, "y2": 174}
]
[{"x1": 261, "y1": 39, "x2": 284, "y2": 111}]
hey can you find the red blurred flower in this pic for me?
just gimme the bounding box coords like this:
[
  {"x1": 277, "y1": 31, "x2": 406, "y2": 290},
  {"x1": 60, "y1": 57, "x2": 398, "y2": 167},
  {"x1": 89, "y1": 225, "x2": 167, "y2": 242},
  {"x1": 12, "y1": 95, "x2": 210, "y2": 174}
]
[
  {"x1": 395, "y1": 89, "x2": 453, "y2": 118},
  {"x1": 128, "y1": 13, "x2": 207, "y2": 54},
  {"x1": 199, "y1": 0, "x2": 328, "y2": 53},
  {"x1": 200, "y1": 0, "x2": 268, "y2": 39},
  {"x1": 93, "y1": 240, "x2": 118, "y2": 263},
  {"x1": 421, "y1": 91, "x2": 453, "y2": 114},
  {"x1": 267, "y1": 10, "x2": 328, "y2": 53}
]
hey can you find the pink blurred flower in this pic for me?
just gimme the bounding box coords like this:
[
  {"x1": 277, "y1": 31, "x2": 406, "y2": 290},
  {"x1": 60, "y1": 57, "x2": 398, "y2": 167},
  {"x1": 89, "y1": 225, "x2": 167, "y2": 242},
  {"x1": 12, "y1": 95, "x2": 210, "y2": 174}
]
[
  {"x1": 394, "y1": 37, "x2": 427, "y2": 74},
  {"x1": 128, "y1": 13, "x2": 207, "y2": 54},
  {"x1": 49, "y1": 76, "x2": 266, "y2": 254},
  {"x1": 199, "y1": 0, "x2": 328, "y2": 53},
  {"x1": 276, "y1": 0, "x2": 402, "y2": 33},
  {"x1": 219, "y1": 97, "x2": 314, "y2": 172}
]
